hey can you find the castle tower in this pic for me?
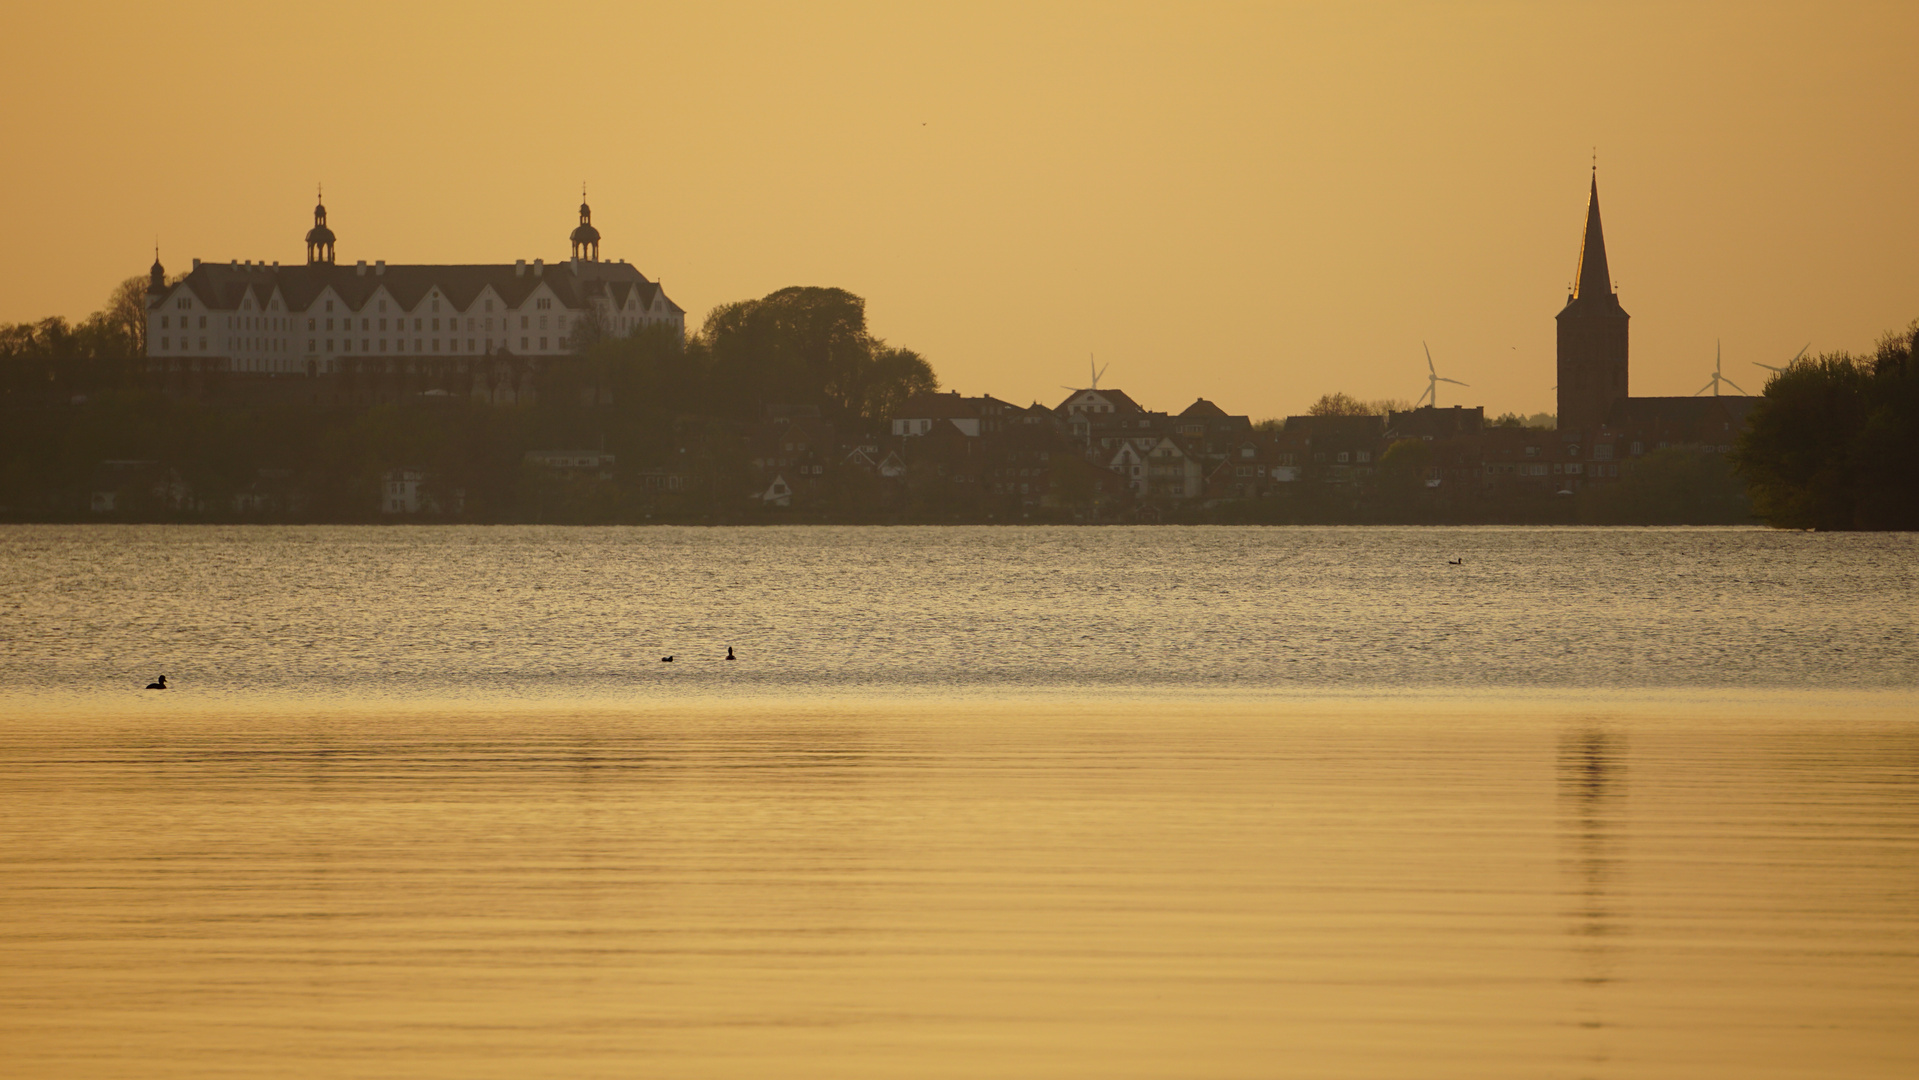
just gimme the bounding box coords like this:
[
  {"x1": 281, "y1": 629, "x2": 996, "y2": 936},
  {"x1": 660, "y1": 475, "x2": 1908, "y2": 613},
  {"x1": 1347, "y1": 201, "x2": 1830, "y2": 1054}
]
[
  {"x1": 1556, "y1": 173, "x2": 1628, "y2": 433},
  {"x1": 305, "y1": 188, "x2": 336, "y2": 265},
  {"x1": 147, "y1": 247, "x2": 166, "y2": 296},
  {"x1": 570, "y1": 187, "x2": 601, "y2": 262}
]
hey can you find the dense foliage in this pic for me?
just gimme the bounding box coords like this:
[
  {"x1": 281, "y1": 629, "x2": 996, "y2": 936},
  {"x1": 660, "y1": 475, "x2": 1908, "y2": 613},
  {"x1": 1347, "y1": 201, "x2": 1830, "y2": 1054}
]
[
  {"x1": 0, "y1": 284, "x2": 939, "y2": 522},
  {"x1": 1733, "y1": 324, "x2": 1918, "y2": 530},
  {"x1": 1576, "y1": 448, "x2": 1751, "y2": 525}
]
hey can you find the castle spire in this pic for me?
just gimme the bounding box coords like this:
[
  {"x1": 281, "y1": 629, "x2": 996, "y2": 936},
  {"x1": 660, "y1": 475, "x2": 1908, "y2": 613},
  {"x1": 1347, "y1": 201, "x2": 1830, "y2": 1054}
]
[
  {"x1": 1573, "y1": 173, "x2": 1612, "y2": 302},
  {"x1": 305, "y1": 185, "x2": 336, "y2": 265}
]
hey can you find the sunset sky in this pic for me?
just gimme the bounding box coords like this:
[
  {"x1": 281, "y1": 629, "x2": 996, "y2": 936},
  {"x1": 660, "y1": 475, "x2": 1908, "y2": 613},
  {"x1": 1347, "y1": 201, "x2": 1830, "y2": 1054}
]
[{"x1": 3, "y1": 2, "x2": 1915, "y2": 419}]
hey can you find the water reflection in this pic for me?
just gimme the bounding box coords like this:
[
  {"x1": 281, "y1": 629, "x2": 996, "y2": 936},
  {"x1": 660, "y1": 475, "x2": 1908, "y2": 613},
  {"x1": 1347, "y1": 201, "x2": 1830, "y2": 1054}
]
[{"x1": 1559, "y1": 726, "x2": 1626, "y2": 1074}]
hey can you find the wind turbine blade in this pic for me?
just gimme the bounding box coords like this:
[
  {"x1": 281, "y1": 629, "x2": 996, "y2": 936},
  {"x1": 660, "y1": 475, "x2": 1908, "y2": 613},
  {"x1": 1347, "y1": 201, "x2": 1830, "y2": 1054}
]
[
  {"x1": 1716, "y1": 339, "x2": 1722, "y2": 374},
  {"x1": 1754, "y1": 362, "x2": 1783, "y2": 372},
  {"x1": 1790, "y1": 343, "x2": 1810, "y2": 364},
  {"x1": 1722, "y1": 377, "x2": 1751, "y2": 395},
  {"x1": 1439, "y1": 378, "x2": 1469, "y2": 386},
  {"x1": 1693, "y1": 380, "x2": 1716, "y2": 396},
  {"x1": 1423, "y1": 341, "x2": 1435, "y2": 375}
]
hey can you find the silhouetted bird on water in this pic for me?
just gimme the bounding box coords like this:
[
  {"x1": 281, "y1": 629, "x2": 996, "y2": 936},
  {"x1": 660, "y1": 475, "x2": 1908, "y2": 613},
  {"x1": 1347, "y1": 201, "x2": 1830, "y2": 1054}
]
[
  {"x1": 660, "y1": 656, "x2": 673, "y2": 663},
  {"x1": 726, "y1": 647, "x2": 736, "y2": 661},
  {"x1": 1449, "y1": 558, "x2": 1463, "y2": 566},
  {"x1": 145, "y1": 675, "x2": 167, "y2": 690}
]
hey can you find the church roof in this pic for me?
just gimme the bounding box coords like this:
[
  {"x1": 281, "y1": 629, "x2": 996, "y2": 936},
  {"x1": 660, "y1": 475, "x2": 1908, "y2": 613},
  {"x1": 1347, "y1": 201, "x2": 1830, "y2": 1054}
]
[
  {"x1": 1179, "y1": 397, "x2": 1229, "y2": 418},
  {"x1": 1561, "y1": 174, "x2": 1626, "y2": 317},
  {"x1": 1574, "y1": 176, "x2": 1611, "y2": 301},
  {"x1": 170, "y1": 259, "x2": 682, "y2": 316},
  {"x1": 1604, "y1": 395, "x2": 1757, "y2": 440}
]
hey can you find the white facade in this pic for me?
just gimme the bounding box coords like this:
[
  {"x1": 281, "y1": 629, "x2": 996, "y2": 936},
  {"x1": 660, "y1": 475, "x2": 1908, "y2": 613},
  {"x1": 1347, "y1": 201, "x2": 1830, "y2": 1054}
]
[{"x1": 145, "y1": 197, "x2": 684, "y2": 377}]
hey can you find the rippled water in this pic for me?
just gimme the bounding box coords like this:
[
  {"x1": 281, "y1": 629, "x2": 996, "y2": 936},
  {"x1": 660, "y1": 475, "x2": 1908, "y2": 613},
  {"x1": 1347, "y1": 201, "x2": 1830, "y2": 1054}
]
[
  {"x1": 3, "y1": 525, "x2": 1915, "y2": 700},
  {"x1": 1, "y1": 526, "x2": 1915, "y2": 1078}
]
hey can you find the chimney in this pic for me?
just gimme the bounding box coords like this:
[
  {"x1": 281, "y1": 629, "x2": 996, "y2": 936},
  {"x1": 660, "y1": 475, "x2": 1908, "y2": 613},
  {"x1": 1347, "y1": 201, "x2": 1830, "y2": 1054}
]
[
  {"x1": 356, "y1": 260, "x2": 367, "y2": 276},
  {"x1": 515, "y1": 259, "x2": 526, "y2": 277},
  {"x1": 533, "y1": 259, "x2": 543, "y2": 277},
  {"x1": 571, "y1": 256, "x2": 579, "y2": 274},
  {"x1": 272, "y1": 261, "x2": 279, "y2": 267},
  {"x1": 192, "y1": 258, "x2": 201, "y2": 269},
  {"x1": 230, "y1": 260, "x2": 238, "y2": 269},
  {"x1": 374, "y1": 260, "x2": 385, "y2": 276}
]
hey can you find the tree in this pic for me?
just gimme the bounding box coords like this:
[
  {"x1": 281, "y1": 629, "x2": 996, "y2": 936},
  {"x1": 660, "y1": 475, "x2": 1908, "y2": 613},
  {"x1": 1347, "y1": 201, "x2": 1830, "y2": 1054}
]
[
  {"x1": 1733, "y1": 323, "x2": 1918, "y2": 530},
  {"x1": 1377, "y1": 438, "x2": 1433, "y2": 503},
  {"x1": 1306, "y1": 393, "x2": 1413, "y2": 417},
  {"x1": 1307, "y1": 392, "x2": 1370, "y2": 417},
  {"x1": 698, "y1": 286, "x2": 935, "y2": 428},
  {"x1": 1578, "y1": 448, "x2": 1751, "y2": 524},
  {"x1": 105, "y1": 276, "x2": 149, "y2": 356}
]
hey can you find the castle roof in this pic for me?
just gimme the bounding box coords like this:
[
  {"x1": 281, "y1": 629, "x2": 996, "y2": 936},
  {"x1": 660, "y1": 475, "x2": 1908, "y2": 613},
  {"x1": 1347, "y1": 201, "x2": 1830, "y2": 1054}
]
[{"x1": 166, "y1": 259, "x2": 681, "y2": 315}]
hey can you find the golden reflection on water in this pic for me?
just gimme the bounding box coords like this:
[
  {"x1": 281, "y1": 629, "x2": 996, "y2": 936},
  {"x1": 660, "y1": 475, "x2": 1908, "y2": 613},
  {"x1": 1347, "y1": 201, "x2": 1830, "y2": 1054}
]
[{"x1": 1, "y1": 697, "x2": 1914, "y2": 1079}]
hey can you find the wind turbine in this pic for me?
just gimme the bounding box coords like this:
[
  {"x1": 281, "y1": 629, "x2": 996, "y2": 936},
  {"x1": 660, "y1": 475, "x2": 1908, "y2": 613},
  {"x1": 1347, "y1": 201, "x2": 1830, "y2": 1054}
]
[
  {"x1": 1693, "y1": 340, "x2": 1750, "y2": 396},
  {"x1": 1754, "y1": 342, "x2": 1811, "y2": 374},
  {"x1": 1416, "y1": 342, "x2": 1469, "y2": 408},
  {"x1": 1060, "y1": 353, "x2": 1109, "y2": 393}
]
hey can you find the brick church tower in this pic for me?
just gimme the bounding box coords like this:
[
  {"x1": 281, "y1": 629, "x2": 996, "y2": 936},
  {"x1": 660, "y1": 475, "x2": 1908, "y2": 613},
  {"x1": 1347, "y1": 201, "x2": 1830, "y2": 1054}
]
[{"x1": 1556, "y1": 173, "x2": 1629, "y2": 433}]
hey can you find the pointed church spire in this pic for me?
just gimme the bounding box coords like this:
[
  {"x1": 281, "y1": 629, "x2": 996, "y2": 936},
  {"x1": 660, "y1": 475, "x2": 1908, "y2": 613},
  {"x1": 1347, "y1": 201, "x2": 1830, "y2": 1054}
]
[{"x1": 1573, "y1": 172, "x2": 1612, "y2": 302}]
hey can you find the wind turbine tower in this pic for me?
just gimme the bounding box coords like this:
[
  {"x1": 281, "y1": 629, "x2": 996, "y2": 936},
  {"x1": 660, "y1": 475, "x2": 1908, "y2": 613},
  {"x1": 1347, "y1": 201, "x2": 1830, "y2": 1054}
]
[{"x1": 1417, "y1": 342, "x2": 1470, "y2": 408}]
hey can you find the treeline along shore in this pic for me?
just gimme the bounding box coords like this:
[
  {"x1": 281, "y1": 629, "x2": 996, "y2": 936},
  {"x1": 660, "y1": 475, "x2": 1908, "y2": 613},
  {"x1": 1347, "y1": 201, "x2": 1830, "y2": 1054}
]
[{"x1": 3, "y1": 277, "x2": 1915, "y2": 528}]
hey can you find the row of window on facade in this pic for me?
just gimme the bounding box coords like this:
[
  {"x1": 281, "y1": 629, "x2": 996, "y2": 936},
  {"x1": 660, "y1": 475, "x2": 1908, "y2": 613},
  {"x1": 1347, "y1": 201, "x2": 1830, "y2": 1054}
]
[
  {"x1": 308, "y1": 337, "x2": 551, "y2": 354},
  {"x1": 157, "y1": 299, "x2": 577, "y2": 335},
  {"x1": 157, "y1": 334, "x2": 555, "y2": 355},
  {"x1": 1483, "y1": 462, "x2": 1625, "y2": 477}
]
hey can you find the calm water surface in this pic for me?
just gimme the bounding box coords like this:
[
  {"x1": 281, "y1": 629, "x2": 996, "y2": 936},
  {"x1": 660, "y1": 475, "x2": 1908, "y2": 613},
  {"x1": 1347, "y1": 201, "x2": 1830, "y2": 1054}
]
[{"x1": 1, "y1": 526, "x2": 1915, "y2": 1078}]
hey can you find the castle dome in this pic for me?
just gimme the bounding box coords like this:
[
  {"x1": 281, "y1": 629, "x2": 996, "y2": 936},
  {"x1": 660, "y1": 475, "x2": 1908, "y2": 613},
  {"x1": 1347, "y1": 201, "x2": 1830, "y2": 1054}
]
[
  {"x1": 304, "y1": 193, "x2": 336, "y2": 265},
  {"x1": 569, "y1": 193, "x2": 601, "y2": 260}
]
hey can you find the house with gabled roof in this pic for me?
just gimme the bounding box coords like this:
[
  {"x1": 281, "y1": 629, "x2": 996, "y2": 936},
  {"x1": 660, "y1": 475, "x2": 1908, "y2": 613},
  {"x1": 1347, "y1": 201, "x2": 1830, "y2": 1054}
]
[
  {"x1": 893, "y1": 391, "x2": 982, "y2": 437},
  {"x1": 1055, "y1": 387, "x2": 1143, "y2": 417},
  {"x1": 1142, "y1": 437, "x2": 1207, "y2": 499},
  {"x1": 144, "y1": 191, "x2": 683, "y2": 404}
]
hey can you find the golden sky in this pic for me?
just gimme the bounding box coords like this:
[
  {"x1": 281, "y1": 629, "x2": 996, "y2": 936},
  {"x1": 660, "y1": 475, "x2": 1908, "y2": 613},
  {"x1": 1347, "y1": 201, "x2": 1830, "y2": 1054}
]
[{"x1": 3, "y1": 1, "x2": 1915, "y2": 418}]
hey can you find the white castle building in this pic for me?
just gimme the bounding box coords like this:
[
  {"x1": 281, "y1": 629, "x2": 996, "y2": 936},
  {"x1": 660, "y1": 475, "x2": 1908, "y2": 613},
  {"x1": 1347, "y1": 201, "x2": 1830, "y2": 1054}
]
[{"x1": 143, "y1": 192, "x2": 683, "y2": 404}]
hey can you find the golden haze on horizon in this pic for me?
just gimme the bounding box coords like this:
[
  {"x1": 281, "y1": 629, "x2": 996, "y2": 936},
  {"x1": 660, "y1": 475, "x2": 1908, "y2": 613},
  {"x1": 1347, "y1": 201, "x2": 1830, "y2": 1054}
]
[{"x1": 2, "y1": 1, "x2": 1915, "y2": 419}]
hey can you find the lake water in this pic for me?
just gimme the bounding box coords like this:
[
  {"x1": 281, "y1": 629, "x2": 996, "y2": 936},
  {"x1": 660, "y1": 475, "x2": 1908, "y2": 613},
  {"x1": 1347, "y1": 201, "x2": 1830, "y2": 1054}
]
[{"x1": 2, "y1": 525, "x2": 1915, "y2": 1078}]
